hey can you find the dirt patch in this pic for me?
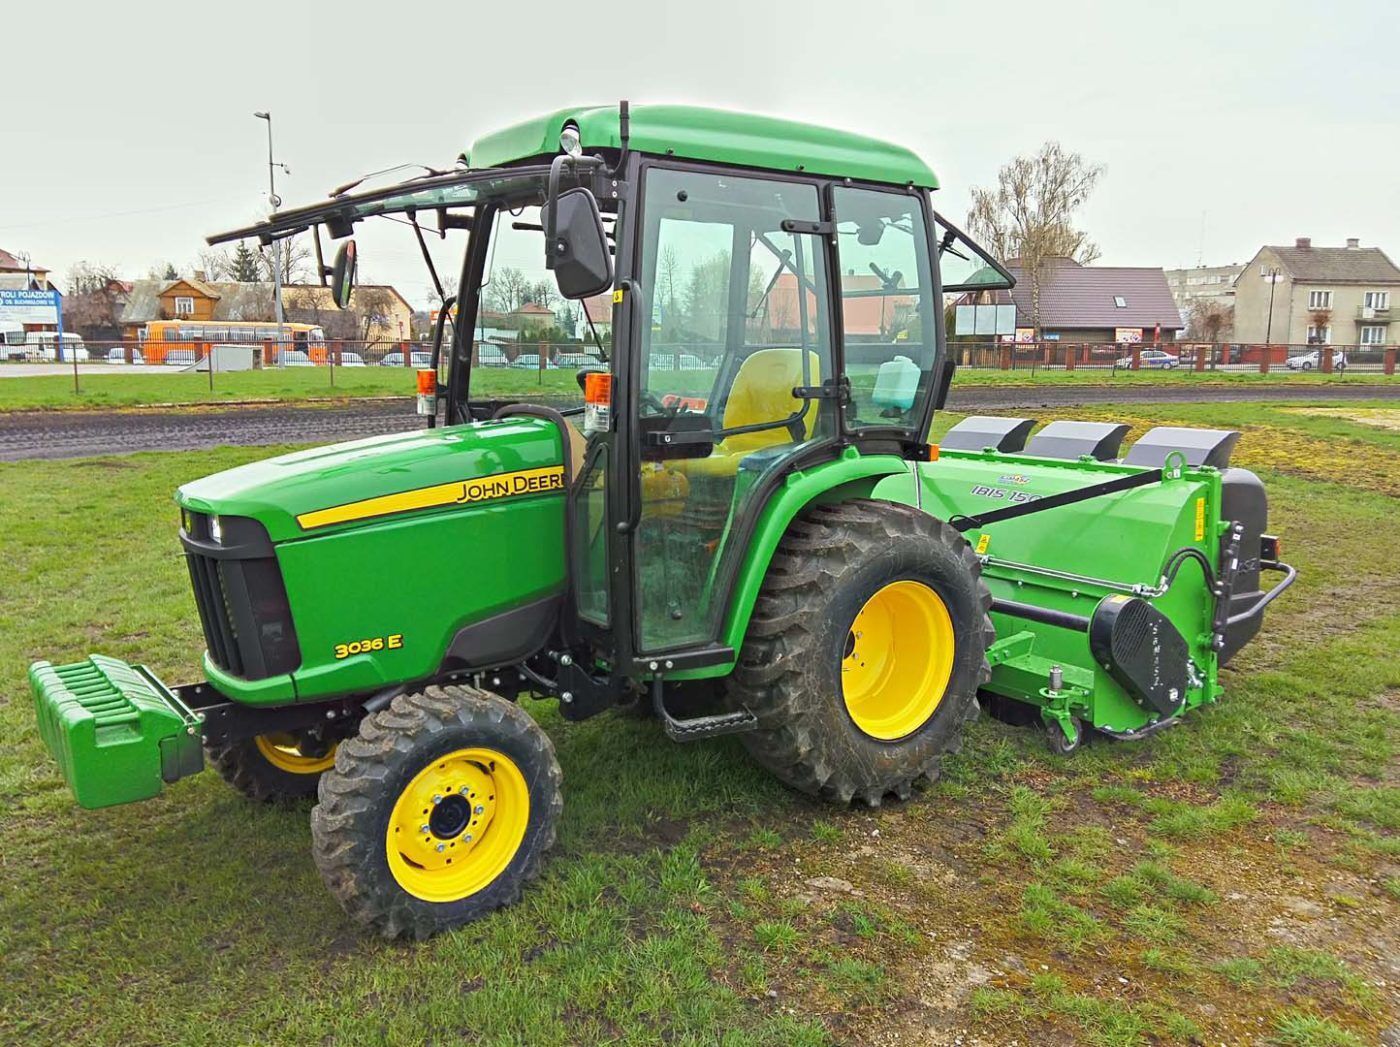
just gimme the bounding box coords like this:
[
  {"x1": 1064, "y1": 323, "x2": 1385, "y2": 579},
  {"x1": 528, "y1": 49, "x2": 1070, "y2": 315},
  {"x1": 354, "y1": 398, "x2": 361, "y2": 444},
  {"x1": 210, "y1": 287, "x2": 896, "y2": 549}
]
[{"x1": 1287, "y1": 406, "x2": 1400, "y2": 431}]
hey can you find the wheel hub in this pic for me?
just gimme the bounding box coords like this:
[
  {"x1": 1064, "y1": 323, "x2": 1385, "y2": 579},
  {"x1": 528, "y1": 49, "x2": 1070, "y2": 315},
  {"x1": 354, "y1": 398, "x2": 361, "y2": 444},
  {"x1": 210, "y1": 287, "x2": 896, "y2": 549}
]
[{"x1": 385, "y1": 747, "x2": 528, "y2": 902}]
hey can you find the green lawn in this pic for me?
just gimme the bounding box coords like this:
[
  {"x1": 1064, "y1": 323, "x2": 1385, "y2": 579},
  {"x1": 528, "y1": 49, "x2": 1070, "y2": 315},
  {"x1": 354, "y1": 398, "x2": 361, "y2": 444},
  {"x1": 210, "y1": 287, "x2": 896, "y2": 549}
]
[
  {"x1": 0, "y1": 361, "x2": 1392, "y2": 411},
  {"x1": 1, "y1": 402, "x2": 1396, "y2": 1045}
]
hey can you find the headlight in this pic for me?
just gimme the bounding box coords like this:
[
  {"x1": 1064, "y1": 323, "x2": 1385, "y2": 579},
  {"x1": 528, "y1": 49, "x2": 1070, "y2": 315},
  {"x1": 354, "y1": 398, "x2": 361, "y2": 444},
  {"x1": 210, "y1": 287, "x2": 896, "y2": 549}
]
[
  {"x1": 208, "y1": 515, "x2": 223, "y2": 544},
  {"x1": 559, "y1": 125, "x2": 582, "y2": 159}
]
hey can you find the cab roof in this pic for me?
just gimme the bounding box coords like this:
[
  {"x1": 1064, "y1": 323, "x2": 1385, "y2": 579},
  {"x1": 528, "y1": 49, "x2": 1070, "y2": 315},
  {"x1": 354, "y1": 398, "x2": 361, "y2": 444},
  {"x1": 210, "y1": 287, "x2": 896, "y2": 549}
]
[{"x1": 464, "y1": 104, "x2": 939, "y2": 190}]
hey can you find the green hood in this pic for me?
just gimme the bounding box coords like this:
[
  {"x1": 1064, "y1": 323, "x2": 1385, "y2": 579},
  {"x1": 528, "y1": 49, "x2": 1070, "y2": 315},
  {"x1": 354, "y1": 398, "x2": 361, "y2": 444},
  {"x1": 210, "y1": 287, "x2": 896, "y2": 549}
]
[{"x1": 177, "y1": 418, "x2": 564, "y2": 543}]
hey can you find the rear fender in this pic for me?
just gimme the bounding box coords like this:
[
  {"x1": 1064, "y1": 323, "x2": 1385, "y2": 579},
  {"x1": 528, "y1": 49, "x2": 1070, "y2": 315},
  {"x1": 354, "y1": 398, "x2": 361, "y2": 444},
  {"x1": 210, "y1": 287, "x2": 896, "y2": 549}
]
[{"x1": 675, "y1": 449, "x2": 907, "y2": 678}]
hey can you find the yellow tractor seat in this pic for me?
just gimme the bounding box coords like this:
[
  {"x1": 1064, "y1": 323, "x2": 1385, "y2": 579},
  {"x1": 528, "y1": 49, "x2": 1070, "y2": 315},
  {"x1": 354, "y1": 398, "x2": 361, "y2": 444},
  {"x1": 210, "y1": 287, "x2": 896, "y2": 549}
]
[{"x1": 678, "y1": 348, "x2": 821, "y2": 478}]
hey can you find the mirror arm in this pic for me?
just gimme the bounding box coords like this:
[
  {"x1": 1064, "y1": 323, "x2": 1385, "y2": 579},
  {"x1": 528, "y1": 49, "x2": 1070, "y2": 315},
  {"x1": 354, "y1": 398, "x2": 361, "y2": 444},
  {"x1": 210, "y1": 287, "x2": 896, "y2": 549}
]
[
  {"x1": 409, "y1": 210, "x2": 446, "y2": 302},
  {"x1": 544, "y1": 153, "x2": 606, "y2": 270},
  {"x1": 312, "y1": 225, "x2": 329, "y2": 287}
]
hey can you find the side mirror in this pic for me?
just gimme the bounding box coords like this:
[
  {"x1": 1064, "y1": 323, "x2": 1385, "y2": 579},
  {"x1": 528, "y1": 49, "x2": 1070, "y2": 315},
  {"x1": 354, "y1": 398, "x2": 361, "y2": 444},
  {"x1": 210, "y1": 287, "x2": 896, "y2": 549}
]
[
  {"x1": 547, "y1": 188, "x2": 613, "y2": 300},
  {"x1": 330, "y1": 240, "x2": 357, "y2": 310}
]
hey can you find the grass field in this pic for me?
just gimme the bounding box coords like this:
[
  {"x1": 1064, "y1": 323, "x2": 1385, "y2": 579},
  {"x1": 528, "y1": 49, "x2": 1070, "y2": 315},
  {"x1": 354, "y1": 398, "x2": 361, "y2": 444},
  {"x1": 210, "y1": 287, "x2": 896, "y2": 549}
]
[
  {"x1": 1, "y1": 402, "x2": 1396, "y2": 1045},
  {"x1": 0, "y1": 362, "x2": 1393, "y2": 411}
]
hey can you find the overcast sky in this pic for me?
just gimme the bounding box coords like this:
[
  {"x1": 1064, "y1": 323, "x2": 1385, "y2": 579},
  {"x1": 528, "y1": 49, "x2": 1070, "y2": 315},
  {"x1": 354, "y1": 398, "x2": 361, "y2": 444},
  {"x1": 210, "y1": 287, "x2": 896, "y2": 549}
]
[{"x1": 3, "y1": 0, "x2": 1396, "y2": 308}]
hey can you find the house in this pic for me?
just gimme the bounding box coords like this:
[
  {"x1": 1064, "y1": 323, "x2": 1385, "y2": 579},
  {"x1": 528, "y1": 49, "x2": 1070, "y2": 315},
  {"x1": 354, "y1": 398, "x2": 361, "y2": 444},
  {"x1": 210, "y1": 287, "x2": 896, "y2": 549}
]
[
  {"x1": 1232, "y1": 238, "x2": 1399, "y2": 347},
  {"x1": 0, "y1": 248, "x2": 53, "y2": 291},
  {"x1": 766, "y1": 272, "x2": 915, "y2": 340},
  {"x1": 1004, "y1": 259, "x2": 1184, "y2": 344},
  {"x1": 1164, "y1": 264, "x2": 1244, "y2": 313},
  {"x1": 119, "y1": 277, "x2": 413, "y2": 345},
  {"x1": 576, "y1": 293, "x2": 613, "y2": 341},
  {"x1": 508, "y1": 302, "x2": 557, "y2": 331}
]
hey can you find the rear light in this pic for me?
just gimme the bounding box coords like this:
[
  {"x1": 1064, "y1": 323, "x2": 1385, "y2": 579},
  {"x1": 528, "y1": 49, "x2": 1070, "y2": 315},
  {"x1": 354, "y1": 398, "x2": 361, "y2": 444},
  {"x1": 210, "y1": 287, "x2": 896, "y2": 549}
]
[
  {"x1": 1261, "y1": 534, "x2": 1280, "y2": 561},
  {"x1": 415, "y1": 369, "x2": 437, "y2": 416},
  {"x1": 583, "y1": 372, "x2": 612, "y2": 436}
]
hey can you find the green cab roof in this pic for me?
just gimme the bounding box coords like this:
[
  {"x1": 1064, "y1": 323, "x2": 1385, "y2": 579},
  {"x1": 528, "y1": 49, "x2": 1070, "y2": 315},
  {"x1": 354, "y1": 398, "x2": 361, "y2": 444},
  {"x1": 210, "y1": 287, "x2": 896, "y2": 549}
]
[{"x1": 464, "y1": 104, "x2": 939, "y2": 189}]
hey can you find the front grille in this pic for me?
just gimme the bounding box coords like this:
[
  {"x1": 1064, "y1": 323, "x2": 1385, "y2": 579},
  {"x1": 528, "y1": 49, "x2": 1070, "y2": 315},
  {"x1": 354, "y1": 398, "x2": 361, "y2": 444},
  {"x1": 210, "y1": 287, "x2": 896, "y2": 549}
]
[{"x1": 183, "y1": 515, "x2": 301, "y2": 681}]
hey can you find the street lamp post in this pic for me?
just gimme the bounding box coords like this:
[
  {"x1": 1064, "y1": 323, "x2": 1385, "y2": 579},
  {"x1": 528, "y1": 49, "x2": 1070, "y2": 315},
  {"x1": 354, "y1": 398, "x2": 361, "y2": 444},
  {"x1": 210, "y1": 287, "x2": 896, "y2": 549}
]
[
  {"x1": 253, "y1": 111, "x2": 288, "y2": 361},
  {"x1": 1263, "y1": 266, "x2": 1281, "y2": 347}
]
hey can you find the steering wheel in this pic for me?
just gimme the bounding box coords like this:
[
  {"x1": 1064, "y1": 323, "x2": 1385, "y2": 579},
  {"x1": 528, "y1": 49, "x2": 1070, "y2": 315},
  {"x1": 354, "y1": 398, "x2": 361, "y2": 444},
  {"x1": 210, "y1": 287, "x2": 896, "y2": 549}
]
[{"x1": 640, "y1": 391, "x2": 681, "y2": 417}]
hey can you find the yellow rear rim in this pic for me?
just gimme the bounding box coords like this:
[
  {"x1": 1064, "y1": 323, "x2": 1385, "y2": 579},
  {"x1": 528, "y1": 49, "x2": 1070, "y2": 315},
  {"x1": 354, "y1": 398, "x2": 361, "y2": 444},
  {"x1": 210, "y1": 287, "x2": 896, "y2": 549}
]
[
  {"x1": 254, "y1": 733, "x2": 338, "y2": 774},
  {"x1": 385, "y1": 747, "x2": 530, "y2": 903},
  {"x1": 842, "y1": 579, "x2": 956, "y2": 741}
]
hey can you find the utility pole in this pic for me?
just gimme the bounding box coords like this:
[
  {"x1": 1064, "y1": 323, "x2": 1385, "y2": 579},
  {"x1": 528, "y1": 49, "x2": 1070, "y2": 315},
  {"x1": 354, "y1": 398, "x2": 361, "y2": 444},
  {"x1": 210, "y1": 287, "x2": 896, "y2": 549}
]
[{"x1": 254, "y1": 111, "x2": 288, "y2": 362}]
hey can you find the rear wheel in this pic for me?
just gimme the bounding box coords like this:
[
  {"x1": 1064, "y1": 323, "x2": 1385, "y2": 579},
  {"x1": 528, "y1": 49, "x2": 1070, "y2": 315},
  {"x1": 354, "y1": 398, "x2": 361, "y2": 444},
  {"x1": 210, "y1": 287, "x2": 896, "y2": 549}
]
[
  {"x1": 207, "y1": 730, "x2": 339, "y2": 802},
  {"x1": 727, "y1": 500, "x2": 993, "y2": 806},
  {"x1": 311, "y1": 686, "x2": 562, "y2": 939}
]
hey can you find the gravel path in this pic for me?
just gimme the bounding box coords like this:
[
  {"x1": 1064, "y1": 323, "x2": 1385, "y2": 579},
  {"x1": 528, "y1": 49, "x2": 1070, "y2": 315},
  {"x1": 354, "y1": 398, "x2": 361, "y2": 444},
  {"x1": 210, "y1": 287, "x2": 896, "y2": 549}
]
[{"x1": 2, "y1": 384, "x2": 1397, "y2": 462}]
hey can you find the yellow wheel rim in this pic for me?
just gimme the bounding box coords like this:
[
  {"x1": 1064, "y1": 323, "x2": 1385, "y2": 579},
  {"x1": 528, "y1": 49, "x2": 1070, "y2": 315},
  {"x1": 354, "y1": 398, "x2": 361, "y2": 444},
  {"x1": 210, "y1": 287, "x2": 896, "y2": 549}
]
[
  {"x1": 385, "y1": 747, "x2": 530, "y2": 903},
  {"x1": 842, "y1": 580, "x2": 956, "y2": 741},
  {"x1": 254, "y1": 733, "x2": 338, "y2": 774}
]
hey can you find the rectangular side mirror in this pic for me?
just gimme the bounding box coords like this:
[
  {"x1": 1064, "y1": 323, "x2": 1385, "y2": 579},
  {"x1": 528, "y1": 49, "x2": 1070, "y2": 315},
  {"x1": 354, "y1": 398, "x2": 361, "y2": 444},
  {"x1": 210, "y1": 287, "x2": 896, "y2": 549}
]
[
  {"x1": 547, "y1": 188, "x2": 614, "y2": 300},
  {"x1": 933, "y1": 357, "x2": 957, "y2": 411}
]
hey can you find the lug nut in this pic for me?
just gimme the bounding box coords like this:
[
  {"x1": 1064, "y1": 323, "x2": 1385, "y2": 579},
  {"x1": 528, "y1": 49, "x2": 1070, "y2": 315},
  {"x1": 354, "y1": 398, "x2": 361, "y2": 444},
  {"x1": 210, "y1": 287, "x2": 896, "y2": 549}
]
[
  {"x1": 420, "y1": 824, "x2": 430, "y2": 833},
  {"x1": 474, "y1": 805, "x2": 485, "y2": 815},
  {"x1": 432, "y1": 794, "x2": 442, "y2": 804},
  {"x1": 464, "y1": 834, "x2": 473, "y2": 843},
  {"x1": 436, "y1": 844, "x2": 446, "y2": 853}
]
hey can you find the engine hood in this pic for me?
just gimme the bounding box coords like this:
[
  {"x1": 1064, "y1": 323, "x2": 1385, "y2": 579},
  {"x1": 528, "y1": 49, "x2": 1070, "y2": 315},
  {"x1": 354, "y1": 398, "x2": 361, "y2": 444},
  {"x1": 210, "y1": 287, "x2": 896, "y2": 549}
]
[{"x1": 176, "y1": 418, "x2": 564, "y2": 543}]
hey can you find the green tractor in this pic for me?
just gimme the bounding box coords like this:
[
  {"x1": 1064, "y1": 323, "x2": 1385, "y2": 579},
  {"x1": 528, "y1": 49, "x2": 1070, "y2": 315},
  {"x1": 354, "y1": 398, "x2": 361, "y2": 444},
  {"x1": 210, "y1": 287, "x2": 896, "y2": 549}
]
[{"x1": 30, "y1": 104, "x2": 1294, "y2": 939}]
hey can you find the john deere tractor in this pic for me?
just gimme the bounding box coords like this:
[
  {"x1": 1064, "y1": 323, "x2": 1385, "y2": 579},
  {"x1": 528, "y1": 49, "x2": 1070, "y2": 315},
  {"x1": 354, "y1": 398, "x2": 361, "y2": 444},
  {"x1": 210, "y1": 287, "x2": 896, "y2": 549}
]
[{"x1": 30, "y1": 104, "x2": 1294, "y2": 939}]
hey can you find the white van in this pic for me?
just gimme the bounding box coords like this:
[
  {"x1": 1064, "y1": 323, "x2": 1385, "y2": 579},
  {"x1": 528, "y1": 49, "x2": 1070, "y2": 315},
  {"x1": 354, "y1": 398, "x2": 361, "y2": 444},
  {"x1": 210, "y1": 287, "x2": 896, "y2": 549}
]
[{"x1": 25, "y1": 331, "x2": 89, "y2": 362}]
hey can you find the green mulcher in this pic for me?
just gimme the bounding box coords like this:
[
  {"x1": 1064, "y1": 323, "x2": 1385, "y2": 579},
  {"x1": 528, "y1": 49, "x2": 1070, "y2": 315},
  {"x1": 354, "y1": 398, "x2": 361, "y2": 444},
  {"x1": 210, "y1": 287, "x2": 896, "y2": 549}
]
[{"x1": 29, "y1": 103, "x2": 1294, "y2": 939}]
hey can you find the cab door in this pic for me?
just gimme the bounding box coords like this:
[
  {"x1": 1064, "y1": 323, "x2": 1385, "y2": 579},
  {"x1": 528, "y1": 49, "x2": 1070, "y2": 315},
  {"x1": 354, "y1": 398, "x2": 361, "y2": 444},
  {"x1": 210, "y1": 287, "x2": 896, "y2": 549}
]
[{"x1": 623, "y1": 165, "x2": 838, "y2": 656}]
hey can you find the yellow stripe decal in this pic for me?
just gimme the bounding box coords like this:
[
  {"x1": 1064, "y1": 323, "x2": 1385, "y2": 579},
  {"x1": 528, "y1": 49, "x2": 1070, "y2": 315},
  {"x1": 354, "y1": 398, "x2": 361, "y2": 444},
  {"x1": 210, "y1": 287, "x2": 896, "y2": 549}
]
[
  {"x1": 296, "y1": 466, "x2": 565, "y2": 530},
  {"x1": 1193, "y1": 497, "x2": 1206, "y2": 542}
]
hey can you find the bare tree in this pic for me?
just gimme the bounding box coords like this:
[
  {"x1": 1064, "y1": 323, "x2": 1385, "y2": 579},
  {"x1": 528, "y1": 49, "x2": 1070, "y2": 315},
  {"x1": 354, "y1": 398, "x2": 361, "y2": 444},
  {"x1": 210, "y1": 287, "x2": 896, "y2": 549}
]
[
  {"x1": 195, "y1": 248, "x2": 235, "y2": 281},
  {"x1": 484, "y1": 266, "x2": 532, "y2": 315},
  {"x1": 1186, "y1": 300, "x2": 1233, "y2": 344},
  {"x1": 966, "y1": 142, "x2": 1104, "y2": 334},
  {"x1": 62, "y1": 261, "x2": 124, "y2": 338},
  {"x1": 258, "y1": 234, "x2": 315, "y2": 284}
]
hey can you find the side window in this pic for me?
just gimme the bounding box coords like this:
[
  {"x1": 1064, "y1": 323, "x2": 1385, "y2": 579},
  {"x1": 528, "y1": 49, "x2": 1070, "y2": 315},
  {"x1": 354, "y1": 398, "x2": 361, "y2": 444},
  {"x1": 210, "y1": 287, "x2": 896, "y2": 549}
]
[{"x1": 833, "y1": 187, "x2": 936, "y2": 431}]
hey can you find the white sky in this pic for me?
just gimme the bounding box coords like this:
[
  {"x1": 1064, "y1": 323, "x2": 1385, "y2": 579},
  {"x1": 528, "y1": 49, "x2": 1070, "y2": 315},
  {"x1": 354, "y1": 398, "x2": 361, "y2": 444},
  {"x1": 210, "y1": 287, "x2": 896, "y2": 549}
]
[{"x1": 3, "y1": 0, "x2": 1396, "y2": 309}]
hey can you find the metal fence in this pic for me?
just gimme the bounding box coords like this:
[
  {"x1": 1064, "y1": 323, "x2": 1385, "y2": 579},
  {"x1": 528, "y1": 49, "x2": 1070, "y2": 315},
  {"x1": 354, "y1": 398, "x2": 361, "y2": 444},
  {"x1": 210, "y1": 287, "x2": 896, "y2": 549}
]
[
  {"x1": 947, "y1": 340, "x2": 1399, "y2": 375},
  {"x1": 3, "y1": 337, "x2": 1396, "y2": 379}
]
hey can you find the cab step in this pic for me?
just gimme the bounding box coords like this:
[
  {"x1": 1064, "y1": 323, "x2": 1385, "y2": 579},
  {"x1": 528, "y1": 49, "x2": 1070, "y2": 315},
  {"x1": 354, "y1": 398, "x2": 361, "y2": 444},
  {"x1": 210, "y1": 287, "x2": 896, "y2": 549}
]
[
  {"x1": 650, "y1": 678, "x2": 757, "y2": 742},
  {"x1": 29, "y1": 655, "x2": 204, "y2": 809}
]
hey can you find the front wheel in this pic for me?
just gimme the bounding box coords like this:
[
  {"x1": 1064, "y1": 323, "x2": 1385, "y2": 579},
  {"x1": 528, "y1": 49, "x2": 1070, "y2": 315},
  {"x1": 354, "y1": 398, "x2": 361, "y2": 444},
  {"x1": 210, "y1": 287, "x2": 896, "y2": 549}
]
[
  {"x1": 207, "y1": 730, "x2": 339, "y2": 802},
  {"x1": 728, "y1": 500, "x2": 993, "y2": 806},
  {"x1": 311, "y1": 686, "x2": 562, "y2": 939}
]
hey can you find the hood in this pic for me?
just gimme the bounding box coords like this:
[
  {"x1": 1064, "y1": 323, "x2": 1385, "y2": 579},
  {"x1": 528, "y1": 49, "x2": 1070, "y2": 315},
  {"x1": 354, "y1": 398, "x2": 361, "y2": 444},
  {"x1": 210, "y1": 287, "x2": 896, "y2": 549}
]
[{"x1": 177, "y1": 417, "x2": 563, "y2": 543}]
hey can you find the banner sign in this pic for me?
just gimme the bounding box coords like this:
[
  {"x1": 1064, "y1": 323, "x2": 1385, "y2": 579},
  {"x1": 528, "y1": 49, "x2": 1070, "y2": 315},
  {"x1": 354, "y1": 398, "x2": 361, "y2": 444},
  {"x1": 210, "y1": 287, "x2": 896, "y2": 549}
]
[
  {"x1": 0, "y1": 288, "x2": 61, "y2": 324},
  {"x1": 1115, "y1": 327, "x2": 1143, "y2": 344},
  {"x1": 953, "y1": 304, "x2": 1017, "y2": 336}
]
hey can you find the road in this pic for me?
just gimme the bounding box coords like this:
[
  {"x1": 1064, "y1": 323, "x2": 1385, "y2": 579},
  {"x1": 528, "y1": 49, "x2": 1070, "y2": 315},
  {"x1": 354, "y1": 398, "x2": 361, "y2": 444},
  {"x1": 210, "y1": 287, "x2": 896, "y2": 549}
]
[{"x1": 2, "y1": 383, "x2": 1397, "y2": 462}]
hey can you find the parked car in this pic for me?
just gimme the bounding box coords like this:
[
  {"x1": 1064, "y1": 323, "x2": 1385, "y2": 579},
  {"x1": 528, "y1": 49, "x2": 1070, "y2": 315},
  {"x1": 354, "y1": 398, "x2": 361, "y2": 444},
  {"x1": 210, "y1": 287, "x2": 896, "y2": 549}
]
[
  {"x1": 333, "y1": 351, "x2": 367, "y2": 367},
  {"x1": 510, "y1": 353, "x2": 557, "y2": 370},
  {"x1": 380, "y1": 351, "x2": 433, "y2": 368},
  {"x1": 1115, "y1": 349, "x2": 1178, "y2": 369},
  {"x1": 650, "y1": 353, "x2": 707, "y2": 371},
  {"x1": 163, "y1": 348, "x2": 197, "y2": 367},
  {"x1": 476, "y1": 344, "x2": 510, "y2": 367},
  {"x1": 275, "y1": 349, "x2": 314, "y2": 367},
  {"x1": 25, "y1": 331, "x2": 88, "y2": 361},
  {"x1": 106, "y1": 346, "x2": 144, "y2": 364},
  {"x1": 554, "y1": 352, "x2": 603, "y2": 368},
  {"x1": 1287, "y1": 349, "x2": 1347, "y2": 371}
]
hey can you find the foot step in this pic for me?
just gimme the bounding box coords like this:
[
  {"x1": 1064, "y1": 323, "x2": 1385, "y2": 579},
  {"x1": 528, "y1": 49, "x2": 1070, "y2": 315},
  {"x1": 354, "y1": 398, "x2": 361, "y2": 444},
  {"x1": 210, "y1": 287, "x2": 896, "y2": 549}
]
[{"x1": 651, "y1": 680, "x2": 757, "y2": 742}]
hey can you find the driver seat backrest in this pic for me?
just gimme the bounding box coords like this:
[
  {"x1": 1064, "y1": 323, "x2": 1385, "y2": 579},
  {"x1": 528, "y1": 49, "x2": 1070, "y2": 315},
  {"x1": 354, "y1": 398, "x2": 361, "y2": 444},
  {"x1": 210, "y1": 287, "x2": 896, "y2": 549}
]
[{"x1": 718, "y1": 347, "x2": 822, "y2": 455}]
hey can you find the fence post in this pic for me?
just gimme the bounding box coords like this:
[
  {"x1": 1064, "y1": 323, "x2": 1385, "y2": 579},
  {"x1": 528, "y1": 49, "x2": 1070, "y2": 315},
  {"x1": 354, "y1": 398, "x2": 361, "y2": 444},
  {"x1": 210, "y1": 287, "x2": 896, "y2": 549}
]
[
  {"x1": 1259, "y1": 346, "x2": 1270, "y2": 375},
  {"x1": 1065, "y1": 345, "x2": 1076, "y2": 372},
  {"x1": 1196, "y1": 344, "x2": 1207, "y2": 372},
  {"x1": 1385, "y1": 348, "x2": 1396, "y2": 376},
  {"x1": 1130, "y1": 346, "x2": 1142, "y2": 370},
  {"x1": 1321, "y1": 346, "x2": 1334, "y2": 374}
]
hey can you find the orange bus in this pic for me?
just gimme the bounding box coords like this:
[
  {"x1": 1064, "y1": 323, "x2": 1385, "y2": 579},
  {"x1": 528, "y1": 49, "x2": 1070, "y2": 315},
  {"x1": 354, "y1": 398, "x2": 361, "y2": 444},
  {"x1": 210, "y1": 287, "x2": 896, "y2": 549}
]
[{"x1": 139, "y1": 319, "x2": 326, "y2": 365}]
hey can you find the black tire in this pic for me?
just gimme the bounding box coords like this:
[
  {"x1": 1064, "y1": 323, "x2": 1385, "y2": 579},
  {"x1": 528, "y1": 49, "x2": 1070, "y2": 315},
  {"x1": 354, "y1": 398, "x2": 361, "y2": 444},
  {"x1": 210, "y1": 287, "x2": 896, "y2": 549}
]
[
  {"x1": 206, "y1": 730, "x2": 338, "y2": 803},
  {"x1": 727, "y1": 499, "x2": 993, "y2": 806},
  {"x1": 311, "y1": 686, "x2": 562, "y2": 940}
]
